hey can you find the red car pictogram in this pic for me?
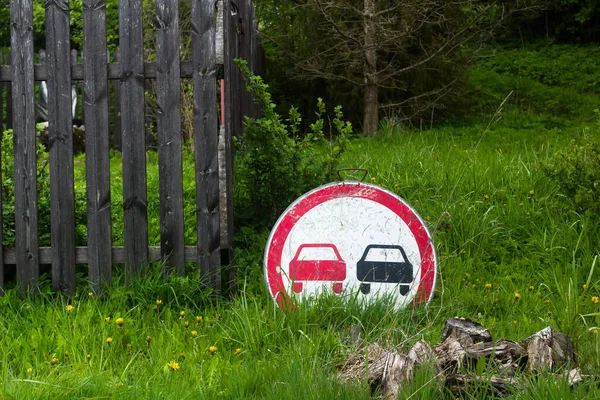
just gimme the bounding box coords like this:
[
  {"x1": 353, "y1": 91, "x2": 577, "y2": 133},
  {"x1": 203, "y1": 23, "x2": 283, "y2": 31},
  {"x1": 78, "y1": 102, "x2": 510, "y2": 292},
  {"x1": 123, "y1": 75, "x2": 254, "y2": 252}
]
[{"x1": 289, "y1": 243, "x2": 346, "y2": 294}]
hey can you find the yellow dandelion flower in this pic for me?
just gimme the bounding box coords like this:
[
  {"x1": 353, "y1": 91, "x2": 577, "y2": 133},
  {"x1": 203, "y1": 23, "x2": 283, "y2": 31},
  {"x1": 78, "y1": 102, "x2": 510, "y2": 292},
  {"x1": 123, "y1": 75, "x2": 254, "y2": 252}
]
[
  {"x1": 592, "y1": 296, "x2": 599, "y2": 304},
  {"x1": 235, "y1": 348, "x2": 242, "y2": 355},
  {"x1": 196, "y1": 315, "x2": 203, "y2": 323},
  {"x1": 371, "y1": 177, "x2": 376, "y2": 182},
  {"x1": 167, "y1": 360, "x2": 180, "y2": 371},
  {"x1": 66, "y1": 304, "x2": 74, "y2": 312},
  {"x1": 544, "y1": 299, "x2": 550, "y2": 304},
  {"x1": 394, "y1": 184, "x2": 399, "y2": 189},
  {"x1": 184, "y1": 321, "x2": 189, "y2": 328},
  {"x1": 529, "y1": 189, "x2": 534, "y2": 196},
  {"x1": 514, "y1": 292, "x2": 521, "y2": 300},
  {"x1": 484, "y1": 283, "x2": 492, "y2": 290},
  {"x1": 156, "y1": 299, "x2": 163, "y2": 306},
  {"x1": 459, "y1": 202, "x2": 463, "y2": 206},
  {"x1": 86, "y1": 354, "x2": 91, "y2": 360},
  {"x1": 415, "y1": 199, "x2": 419, "y2": 203},
  {"x1": 529, "y1": 286, "x2": 534, "y2": 291},
  {"x1": 513, "y1": 320, "x2": 518, "y2": 326},
  {"x1": 106, "y1": 337, "x2": 113, "y2": 344},
  {"x1": 425, "y1": 215, "x2": 431, "y2": 221},
  {"x1": 191, "y1": 330, "x2": 198, "y2": 337},
  {"x1": 50, "y1": 357, "x2": 59, "y2": 365},
  {"x1": 26, "y1": 367, "x2": 32, "y2": 373},
  {"x1": 105, "y1": 317, "x2": 111, "y2": 323},
  {"x1": 146, "y1": 336, "x2": 152, "y2": 344},
  {"x1": 88, "y1": 291, "x2": 94, "y2": 297},
  {"x1": 583, "y1": 284, "x2": 587, "y2": 290},
  {"x1": 180, "y1": 311, "x2": 185, "y2": 318},
  {"x1": 483, "y1": 195, "x2": 489, "y2": 200},
  {"x1": 115, "y1": 317, "x2": 124, "y2": 327},
  {"x1": 209, "y1": 345, "x2": 217, "y2": 354}
]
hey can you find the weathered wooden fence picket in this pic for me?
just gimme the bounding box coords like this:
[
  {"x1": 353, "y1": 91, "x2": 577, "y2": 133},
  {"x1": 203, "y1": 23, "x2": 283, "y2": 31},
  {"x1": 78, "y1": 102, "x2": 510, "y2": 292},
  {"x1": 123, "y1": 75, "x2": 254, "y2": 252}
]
[{"x1": 0, "y1": 0, "x2": 262, "y2": 296}]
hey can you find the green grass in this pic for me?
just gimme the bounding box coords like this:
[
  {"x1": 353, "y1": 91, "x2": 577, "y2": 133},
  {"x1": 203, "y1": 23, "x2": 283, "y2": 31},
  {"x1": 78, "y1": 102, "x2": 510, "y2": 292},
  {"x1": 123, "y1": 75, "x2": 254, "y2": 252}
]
[{"x1": 2, "y1": 44, "x2": 600, "y2": 398}]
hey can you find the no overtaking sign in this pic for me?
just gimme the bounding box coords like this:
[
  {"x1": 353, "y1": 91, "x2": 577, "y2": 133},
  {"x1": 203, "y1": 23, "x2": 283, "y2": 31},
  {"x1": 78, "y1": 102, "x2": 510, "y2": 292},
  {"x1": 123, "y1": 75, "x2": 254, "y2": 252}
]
[{"x1": 264, "y1": 182, "x2": 437, "y2": 309}]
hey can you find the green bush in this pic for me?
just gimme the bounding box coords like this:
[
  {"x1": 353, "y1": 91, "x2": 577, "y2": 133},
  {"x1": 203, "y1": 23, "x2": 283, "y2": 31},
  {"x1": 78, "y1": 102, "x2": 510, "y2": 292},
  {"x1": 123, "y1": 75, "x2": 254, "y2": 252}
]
[
  {"x1": 543, "y1": 123, "x2": 600, "y2": 216},
  {"x1": 234, "y1": 59, "x2": 352, "y2": 227},
  {"x1": 2, "y1": 128, "x2": 51, "y2": 246},
  {"x1": 1, "y1": 127, "x2": 90, "y2": 247}
]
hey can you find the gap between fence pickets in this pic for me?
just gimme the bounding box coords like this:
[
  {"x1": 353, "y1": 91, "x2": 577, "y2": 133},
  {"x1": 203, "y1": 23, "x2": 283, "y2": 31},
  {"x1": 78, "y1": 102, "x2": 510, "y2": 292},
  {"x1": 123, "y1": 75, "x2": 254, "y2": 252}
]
[
  {"x1": 2, "y1": 246, "x2": 200, "y2": 265},
  {"x1": 0, "y1": 61, "x2": 195, "y2": 82}
]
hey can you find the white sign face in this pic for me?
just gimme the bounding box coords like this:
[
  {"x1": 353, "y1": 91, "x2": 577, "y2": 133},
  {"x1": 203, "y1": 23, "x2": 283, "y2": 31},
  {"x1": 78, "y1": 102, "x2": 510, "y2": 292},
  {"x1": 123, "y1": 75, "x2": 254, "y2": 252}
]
[{"x1": 264, "y1": 182, "x2": 437, "y2": 310}]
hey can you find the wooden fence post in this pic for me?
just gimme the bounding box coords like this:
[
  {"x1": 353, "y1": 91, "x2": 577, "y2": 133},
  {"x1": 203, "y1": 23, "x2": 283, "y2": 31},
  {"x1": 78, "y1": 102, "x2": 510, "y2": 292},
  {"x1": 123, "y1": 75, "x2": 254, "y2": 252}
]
[
  {"x1": 223, "y1": 0, "x2": 236, "y2": 296},
  {"x1": 0, "y1": 52, "x2": 3, "y2": 295},
  {"x1": 46, "y1": 0, "x2": 77, "y2": 295},
  {"x1": 156, "y1": 0, "x2": 185, "y2": 275},
  {"x1": 119, "y1": 0, "x2": 149, "y2": 281},
  {"x1": 83, "y1": 0, "x2": 113, "y2": 291},
  {"x1": 6, "y1": 51, "x2": 13, "y2": 131},
  {"x1": 10, "y1": 0, "x2": 39, "y2": 294},
  {"x1": 193, "y1": 0, "x2": 221, "y2": 293},
  {"x1": 112, "y1": 50, "x2": 122, "y2": 151}
]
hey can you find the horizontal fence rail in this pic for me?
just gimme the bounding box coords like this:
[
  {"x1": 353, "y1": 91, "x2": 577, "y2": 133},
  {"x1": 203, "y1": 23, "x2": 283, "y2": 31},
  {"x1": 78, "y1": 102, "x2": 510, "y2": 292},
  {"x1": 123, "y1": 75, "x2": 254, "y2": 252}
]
[
  {"x1": 0, "y1": 61, "x2": 196, "y2": 81},
  {"x1": 0, "y1": 0, "x2": 263, "y2": 296}
]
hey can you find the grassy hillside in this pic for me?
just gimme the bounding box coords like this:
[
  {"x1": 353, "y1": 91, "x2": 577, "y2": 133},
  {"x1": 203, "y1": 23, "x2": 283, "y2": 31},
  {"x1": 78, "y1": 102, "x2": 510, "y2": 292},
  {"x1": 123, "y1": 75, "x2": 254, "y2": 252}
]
[{"x1": 1, "y1": 44, "x2": 600, "y2": 398}]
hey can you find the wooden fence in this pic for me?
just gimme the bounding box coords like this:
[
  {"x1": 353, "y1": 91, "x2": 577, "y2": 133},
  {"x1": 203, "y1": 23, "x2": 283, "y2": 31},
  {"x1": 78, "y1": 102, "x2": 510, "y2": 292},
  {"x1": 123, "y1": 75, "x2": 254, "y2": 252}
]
[{"x1": 0, "y1": 0, "x2": 262, "y2": 296}]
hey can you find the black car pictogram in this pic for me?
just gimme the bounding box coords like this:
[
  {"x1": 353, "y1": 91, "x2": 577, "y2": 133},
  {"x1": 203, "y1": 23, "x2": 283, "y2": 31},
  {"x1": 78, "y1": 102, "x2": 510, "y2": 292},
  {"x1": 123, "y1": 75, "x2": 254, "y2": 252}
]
[{"x1": 356, "y1": 244, "x2": 413, "y2": 295}]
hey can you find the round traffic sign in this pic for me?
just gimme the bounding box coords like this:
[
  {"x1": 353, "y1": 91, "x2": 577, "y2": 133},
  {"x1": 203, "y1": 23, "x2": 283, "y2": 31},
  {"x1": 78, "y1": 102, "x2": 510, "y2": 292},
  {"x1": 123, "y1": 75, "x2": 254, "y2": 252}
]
[{"x1": 264, "y1": 182, "x2": 437, "y2": 309}]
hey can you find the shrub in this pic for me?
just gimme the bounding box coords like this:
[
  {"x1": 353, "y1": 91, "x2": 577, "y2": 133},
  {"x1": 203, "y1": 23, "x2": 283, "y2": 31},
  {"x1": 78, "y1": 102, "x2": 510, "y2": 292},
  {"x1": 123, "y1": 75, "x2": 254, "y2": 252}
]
[
  {"x1": 1, "y1": 127, "x2": 90, "y2": 247},
  {"x1": 2, "y1": 127, "x2": 52, "y2": 246},
  {"x1": 543, "y1": 121, "x2": 600, "y2": 216},
  {"x1": 234, "y1": 59, "x2": 352, "y2": 227}
]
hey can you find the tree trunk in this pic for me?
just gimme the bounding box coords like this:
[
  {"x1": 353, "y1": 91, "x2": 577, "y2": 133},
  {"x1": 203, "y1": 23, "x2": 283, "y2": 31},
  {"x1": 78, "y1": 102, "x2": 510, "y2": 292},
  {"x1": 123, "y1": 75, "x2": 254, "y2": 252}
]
[{"x1": 363, "y1": 0, "x2": 378, "y2": 136}]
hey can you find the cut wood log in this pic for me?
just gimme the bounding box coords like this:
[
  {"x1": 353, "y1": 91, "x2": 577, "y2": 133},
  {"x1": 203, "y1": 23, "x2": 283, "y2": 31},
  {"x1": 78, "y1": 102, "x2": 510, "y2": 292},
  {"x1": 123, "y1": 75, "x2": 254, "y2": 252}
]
[
  {"x1": 368, "y1": 352, "x2": 414, "y2": 400},
  {"x1": 445, "y1": 373, "x2": 520, "y2": 397},
  {"x1": 522, "y1": 326, "x2": 576, "y2": 372},
  {"x1": 526, "y1": 335, "x2": 554, "y2": 373},
  {"x1": 567, "y1": 368, "x2": 584, "y2": 385},
  {"x1": 338, "y1": 320, "x2": 584, "y2": 398},
  {"x1": 408, "y1": 340, "x2": 434, "y2": 365},
  {"x1": 441, "y1": 317, "x2": 492, "y2": 347},
  {"x1": 434, "y1": 336, "x2": 467, "y2": 373},
  {"x1": 467, "y1": 339, "x2": 528, "y2": 376}
]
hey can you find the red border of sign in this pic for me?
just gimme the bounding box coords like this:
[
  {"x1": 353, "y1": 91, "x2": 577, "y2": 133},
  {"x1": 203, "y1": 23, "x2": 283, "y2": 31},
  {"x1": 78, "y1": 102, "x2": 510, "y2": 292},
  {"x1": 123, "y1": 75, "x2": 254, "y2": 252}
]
[{"x1": 264, "y1": 182, "x2": 437, "y2": 308}]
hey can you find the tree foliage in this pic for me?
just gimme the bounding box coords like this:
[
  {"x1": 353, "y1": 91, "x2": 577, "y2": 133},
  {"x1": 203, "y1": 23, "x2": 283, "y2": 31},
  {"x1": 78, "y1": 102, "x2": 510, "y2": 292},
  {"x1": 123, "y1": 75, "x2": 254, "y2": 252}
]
[
  {"x1": 255, "y1": 0, "x2": 522, "y2": 135},
  {"x1": 234, "y1": 59, "x2": 351, "y2": 226},
  {"x1": 517, "y1": 0, "x2": 600, "y2": 42}
]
